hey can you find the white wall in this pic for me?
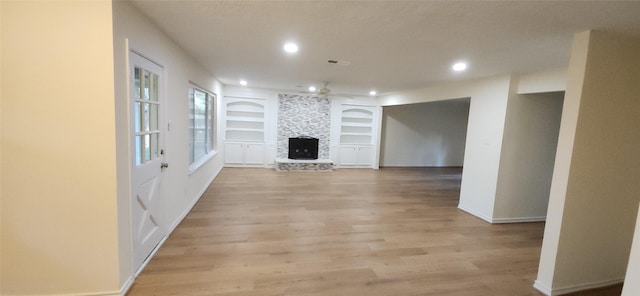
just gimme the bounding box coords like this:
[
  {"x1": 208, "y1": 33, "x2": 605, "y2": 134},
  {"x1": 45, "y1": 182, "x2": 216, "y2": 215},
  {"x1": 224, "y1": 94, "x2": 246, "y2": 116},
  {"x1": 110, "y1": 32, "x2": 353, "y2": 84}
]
[
  {"x1": 493, "y1": 89, "x2": 564, "y2": 222},
  {"x1": 1, "y1": 2, "x2": 120, "y2": 294},
  {"x1": 379, "y1": 76, "x2": 513, "y2": 222},
  {"x1": 380, "y1": 99, "x2": 470, "y2": 167},
  {"x1": 622, "y1": 204, "x2": 640, "y2": 296},
  {"x1": 536, "y1": 30, "x2": 640, "y2": 295},
  {"x1": 112, "y1": 1, "x2": 224, "y2": 291}
]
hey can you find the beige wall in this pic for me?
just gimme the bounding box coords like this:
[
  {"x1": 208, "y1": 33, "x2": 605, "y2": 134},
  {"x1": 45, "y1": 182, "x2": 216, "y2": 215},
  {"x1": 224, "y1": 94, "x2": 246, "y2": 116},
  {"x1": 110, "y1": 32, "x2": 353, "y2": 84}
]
[
  {"x1": 536, "y1": 30, "x2": 640, "y2": 295},
  {"x1": 1, "y1": 1, "x2": 120, "y2": 295},
  {"x1": 493, "y1": 88, "x2": 564, "y2": 222}
]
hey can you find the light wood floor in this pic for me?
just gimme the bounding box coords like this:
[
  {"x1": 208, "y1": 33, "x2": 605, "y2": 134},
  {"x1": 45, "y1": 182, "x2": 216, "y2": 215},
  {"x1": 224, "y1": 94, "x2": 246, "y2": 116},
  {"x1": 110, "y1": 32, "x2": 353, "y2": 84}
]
[{"x1": 127, "y1": 167, "x2": 621, "y2": 296}]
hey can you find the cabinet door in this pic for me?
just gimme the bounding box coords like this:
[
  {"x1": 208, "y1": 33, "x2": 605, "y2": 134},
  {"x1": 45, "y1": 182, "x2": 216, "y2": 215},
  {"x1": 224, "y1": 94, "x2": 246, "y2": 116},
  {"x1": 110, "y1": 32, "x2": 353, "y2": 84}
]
[
  {"x1": 224, "y1": 143, "x2": 245, "y2": 164},
  {"x1": 244, "y1": 143, "x2": 265, "y2": 165},
  {"x1": 338, "y1": 146, "x2": 357, "y2": 166},
  {"x1": 356, "y1": 146, "x2": 373, "y2": 166}
]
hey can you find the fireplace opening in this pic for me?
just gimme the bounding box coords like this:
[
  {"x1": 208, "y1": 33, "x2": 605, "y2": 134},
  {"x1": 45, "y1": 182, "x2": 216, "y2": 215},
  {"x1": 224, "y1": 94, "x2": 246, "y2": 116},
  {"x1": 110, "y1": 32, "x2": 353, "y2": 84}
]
[{"x1": 289, "y1": 137, "x2": 319, "y2": 160}]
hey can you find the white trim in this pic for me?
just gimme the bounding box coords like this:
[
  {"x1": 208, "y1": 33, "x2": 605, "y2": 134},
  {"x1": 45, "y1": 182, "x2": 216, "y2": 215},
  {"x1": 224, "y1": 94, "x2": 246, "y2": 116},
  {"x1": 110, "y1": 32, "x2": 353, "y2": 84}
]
[
  {"x1": 134, "y1": 235, "x2": 168, "y2": 277},
  {"x1": 552, "y1": 278, "x2": 624, "y2": 295},
  {"x1": 458, "y1": 204, "x2": 546, "y2": 224},
  {"x1": 534, "y1": 280, "x2": 553, "y2": 295},
  {"x1": 188, "y1": 150, "x2": 218, "y2": 174},
  {"x1": 188, "y1": 80, "x2": 216, "y2": 97},
  {"x1": 119, "y1": 275, "x2": 135, "y2": 296},
  {"x1": 534, "y1": 278, "x2": 624, "y2": 296},
  {"x1": 168, "y1": 170, "x2": 217, "y2": 232},
  {"x1": 457, "y1": 204, "x2": 493, "y2": 223},
  {"x1": 31, "y1": 291, "x2": 121, "y2": 296},
  {"x1": 492, "y1": 216, "x2": 546, "y2": 223}
]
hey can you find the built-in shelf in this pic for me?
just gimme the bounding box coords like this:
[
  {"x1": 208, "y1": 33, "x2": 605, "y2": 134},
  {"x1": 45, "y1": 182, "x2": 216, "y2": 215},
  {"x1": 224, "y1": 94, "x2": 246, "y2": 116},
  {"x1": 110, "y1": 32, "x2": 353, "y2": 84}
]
[
  {"x1": 224, "y1": 98, "x2": 266, "y2": 142},
  {"x1": 339, "y1": 106, "x2": 374, "y2": 145},
  {"x1": 226, "y1": 116, "x2": 264, "y2": 123}
]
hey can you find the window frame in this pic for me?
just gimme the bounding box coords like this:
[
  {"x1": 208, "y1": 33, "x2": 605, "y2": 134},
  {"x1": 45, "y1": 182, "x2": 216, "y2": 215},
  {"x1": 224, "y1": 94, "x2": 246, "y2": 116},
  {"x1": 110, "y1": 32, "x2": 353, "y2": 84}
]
[{"x1": 188, "y1": 85, "x2": 217, "y2": 173}]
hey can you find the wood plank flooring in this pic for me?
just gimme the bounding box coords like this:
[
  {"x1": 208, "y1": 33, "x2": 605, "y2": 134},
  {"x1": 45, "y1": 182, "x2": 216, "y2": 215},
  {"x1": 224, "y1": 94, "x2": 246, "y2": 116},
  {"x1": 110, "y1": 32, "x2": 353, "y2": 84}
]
[{"x1": 127, "y1": 167, "x2": 620, "y2": 296}]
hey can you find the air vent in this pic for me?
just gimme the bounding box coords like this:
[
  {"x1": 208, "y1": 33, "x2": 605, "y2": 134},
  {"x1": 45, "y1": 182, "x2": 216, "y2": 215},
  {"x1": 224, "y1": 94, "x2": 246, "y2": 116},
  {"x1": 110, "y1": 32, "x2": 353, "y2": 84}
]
[{"x1": 328, "y1": 60, "x2": 351, "y2": 66}]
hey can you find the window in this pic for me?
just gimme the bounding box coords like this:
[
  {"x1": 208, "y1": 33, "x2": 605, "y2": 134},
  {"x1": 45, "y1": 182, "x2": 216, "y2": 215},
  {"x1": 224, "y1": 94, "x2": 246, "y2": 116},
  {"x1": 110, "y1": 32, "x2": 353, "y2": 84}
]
[{"x1": 189, "y1": 86, "x2": 216, "y2": 168}]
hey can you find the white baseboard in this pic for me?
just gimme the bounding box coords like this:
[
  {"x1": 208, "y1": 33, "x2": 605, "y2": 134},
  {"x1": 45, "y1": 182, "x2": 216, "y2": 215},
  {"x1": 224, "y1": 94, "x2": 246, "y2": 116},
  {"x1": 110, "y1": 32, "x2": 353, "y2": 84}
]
[
  {"x1": 492, "y1": 216, "x2": 546, "y2": 223},
  {"x1": 534, "y1": 278, "x2": 624, "y2": 296},
  {"x1": 135, "y1": 235, "x2": 168, "y2": 277},
  {"x1": 33, "y1": 290, "x2": 121, "y2": 296},
  {"x1": 458, "y1": 204, "x2": 546, "y2": 224},
  {"x1": 119, "y1": 275, "x2": 135, "y2": 296},
  {"x1": 553, "y1": 278, "x2": 624, "y2": 295},
  {"x1": 457, "y1": 204, "x2": 493, "y2": 223},
  {"x1": 534, "y1": 280, "x2": 552, "y2": 295}
]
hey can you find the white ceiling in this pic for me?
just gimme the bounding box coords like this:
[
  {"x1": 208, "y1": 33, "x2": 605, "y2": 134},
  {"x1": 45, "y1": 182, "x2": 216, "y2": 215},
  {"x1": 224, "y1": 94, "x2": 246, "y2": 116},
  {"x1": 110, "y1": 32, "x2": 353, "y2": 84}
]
[{"x1": 130, "y1": 1, "x2": 640, "y2": 96}]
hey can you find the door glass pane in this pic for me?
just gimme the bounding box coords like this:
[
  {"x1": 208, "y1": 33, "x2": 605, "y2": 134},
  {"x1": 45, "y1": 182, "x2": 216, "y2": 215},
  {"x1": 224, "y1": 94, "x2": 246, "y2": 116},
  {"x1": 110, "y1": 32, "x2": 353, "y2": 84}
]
[
  {"x1": 144, "y1": 134, "x2": 151, "y2": 162},
  {"x1": 135, "y1": 135, "x2": 143, "y2": 166},
  {"x1": 134, "y1": 102, "x2": 142, "y2": 132},
  {"x1": 143, "y1": 70, "x2": 150, "y2": 100},
  {"x1": 150, "y1": 133, "x2": 158, "y2": 160},
  {"x1": 150, "y1": 73, "x2": 159, "y2": 102},
  {"x1": 134, "y1": 67, "x2": 142, "y2": 99},
  {"x1": 149, "y1": 104, "x2": 158, "y2": 131},
  {"x1": 144, "y1": 103, "x2": 150, "y2": 131}
]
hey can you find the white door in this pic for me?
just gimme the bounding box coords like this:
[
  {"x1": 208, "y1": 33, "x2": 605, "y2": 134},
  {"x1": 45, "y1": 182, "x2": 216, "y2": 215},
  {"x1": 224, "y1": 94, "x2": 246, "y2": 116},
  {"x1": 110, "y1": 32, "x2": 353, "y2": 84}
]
[{"x1": 130, "y1": 52, "x2": 166, "y2": 271}]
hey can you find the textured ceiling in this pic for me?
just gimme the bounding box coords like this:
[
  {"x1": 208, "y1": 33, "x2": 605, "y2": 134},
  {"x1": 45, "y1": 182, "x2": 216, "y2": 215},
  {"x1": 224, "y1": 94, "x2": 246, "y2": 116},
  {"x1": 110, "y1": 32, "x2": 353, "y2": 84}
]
[{"x1": 130, "y1": 1, "x2": 640, "y2": 96}]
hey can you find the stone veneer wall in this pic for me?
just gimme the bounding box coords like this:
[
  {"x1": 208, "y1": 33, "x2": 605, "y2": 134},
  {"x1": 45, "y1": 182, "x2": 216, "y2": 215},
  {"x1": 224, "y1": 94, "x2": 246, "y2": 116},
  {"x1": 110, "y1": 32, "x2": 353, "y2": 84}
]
[{"x1": 277, "y1": 94, "x2": 331, "y2": 159}]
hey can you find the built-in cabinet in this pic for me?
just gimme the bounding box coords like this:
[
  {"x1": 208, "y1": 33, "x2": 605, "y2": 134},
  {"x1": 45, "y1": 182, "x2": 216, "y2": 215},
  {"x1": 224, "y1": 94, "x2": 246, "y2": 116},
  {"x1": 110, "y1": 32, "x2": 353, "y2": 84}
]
[
  {"x1": 337, "y1": 145, "x2": 373, "y2": 166},
  {"x1": 224, "y1": 142, "x2": 265, "y2": 165},
  {"x1": 224, "y1": 97, "x2": 267, "y2": 167},
  {"x1": 336, "y1": 104, "x2": 379, "y2": 168}
]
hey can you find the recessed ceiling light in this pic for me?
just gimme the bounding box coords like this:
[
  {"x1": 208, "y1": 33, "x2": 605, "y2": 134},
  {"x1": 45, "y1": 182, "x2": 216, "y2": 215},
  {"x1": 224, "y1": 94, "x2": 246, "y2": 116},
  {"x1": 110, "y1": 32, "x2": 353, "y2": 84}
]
[
  {"x1": 283, "y1": 42, "x2": 298, "y2": 53},
  {"x1": 369, "y1": 90, "x2": 377, "y2": 96},
  {"x1": 309, "y1": 86, "x2": 316, "y2": 92},
  {"x1": 452, "y1": 62, "x2": 467, "y2": 72},
  {"x1": 240, "y1": 80, "x2": 248, "y2": 86}
]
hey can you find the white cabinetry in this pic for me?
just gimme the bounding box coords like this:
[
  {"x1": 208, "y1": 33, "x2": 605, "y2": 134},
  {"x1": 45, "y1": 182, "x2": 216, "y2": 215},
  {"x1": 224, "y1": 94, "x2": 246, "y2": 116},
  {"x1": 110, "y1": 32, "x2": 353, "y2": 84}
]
[
  {"x1": 224, "y1": 142, "x2": 265, "y2": 166},
  {"x1": 337, "y1": 104, "x2": 378, "y2": 168},
  {"x1": 338, "y1": 146, "x2": 373, "y2": 166},
  {"x1": 224, "y1": 97, "x2": 267, "y2": 167}
]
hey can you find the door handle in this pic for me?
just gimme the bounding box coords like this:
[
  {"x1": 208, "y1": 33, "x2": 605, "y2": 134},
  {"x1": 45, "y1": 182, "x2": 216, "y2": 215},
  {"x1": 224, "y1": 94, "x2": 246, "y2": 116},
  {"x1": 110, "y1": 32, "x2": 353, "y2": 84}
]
[{"x1": 161, "y1": 162, "x2": 169, "y2": 169}]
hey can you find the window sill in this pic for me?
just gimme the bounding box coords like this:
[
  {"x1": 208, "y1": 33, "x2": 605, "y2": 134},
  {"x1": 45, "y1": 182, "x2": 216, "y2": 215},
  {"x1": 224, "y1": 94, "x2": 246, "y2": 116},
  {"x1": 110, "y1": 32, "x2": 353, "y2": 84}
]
[{"x1": 188, "y1": 150, "x2": 218, "y2": 175}]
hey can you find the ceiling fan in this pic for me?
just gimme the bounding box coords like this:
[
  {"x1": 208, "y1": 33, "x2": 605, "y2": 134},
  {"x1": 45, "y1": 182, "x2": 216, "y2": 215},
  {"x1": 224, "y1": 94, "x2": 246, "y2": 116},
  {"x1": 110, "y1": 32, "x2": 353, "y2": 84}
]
[
  {"x1": 302, "y1": 82, "x2": 354, "y2": 98},
  {"x1": 318, "y1": 82, "x2": 332, "y2": 97}
]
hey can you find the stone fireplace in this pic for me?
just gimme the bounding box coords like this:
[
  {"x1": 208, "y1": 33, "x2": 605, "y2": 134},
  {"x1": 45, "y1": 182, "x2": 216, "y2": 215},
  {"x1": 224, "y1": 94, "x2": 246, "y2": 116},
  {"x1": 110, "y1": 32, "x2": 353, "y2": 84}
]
[{"x1": 276, "y1": 94, "x2": 333, "y2": 171}]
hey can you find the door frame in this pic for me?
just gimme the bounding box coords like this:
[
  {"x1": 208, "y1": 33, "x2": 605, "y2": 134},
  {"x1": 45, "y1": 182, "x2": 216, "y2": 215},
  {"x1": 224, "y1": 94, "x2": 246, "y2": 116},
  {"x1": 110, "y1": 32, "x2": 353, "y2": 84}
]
[{"x1": 127, "y1": 48, "x2": 168, "y2": 275}]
